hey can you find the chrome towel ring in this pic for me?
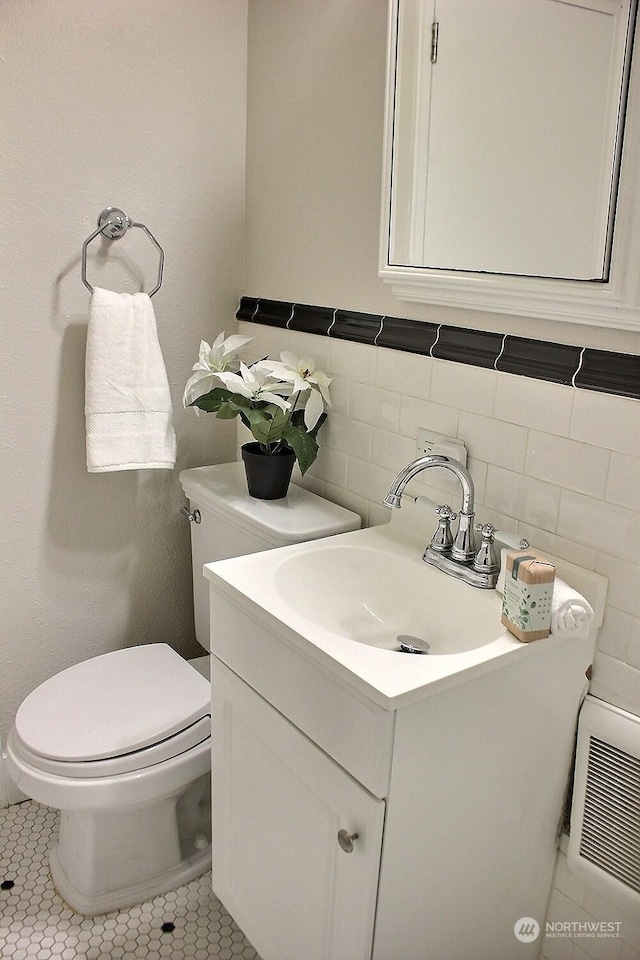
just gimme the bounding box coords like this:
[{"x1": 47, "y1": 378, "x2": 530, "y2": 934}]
[{"x1": 81, "y1": 207, "x2": 165, "y2": 297}]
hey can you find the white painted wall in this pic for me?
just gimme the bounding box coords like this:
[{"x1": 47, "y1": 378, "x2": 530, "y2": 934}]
[{"x1": 0, "y1": 0, "x2": 247, "y2": 749}]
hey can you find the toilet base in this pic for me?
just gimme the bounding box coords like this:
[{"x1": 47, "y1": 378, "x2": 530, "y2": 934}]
[
  {"x1": 50, "y1": 838, "x2": 211, "y2": 917},
  {"x1": 47, "y1": 772, "x2": 212, "y2": 916}
]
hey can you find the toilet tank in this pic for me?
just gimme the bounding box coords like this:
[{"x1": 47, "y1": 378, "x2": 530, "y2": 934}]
[{"x1": 179, "y1": 463, "x2": 361, "y2": 650}]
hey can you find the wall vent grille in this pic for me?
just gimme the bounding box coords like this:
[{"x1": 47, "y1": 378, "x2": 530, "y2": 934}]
[
  {"x1": 579, "y1": 735, "x2": 640, "y2": 894},
  {"x1": 568, "y1": 696, "x2": 640, "y2": 913}
]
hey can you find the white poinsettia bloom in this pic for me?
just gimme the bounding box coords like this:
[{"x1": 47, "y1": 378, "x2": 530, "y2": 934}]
[
  {"x1": 215, "y1": 362, "x2": 292, "y2": 413},
  {"x1": 263, "y1": 352, "x2": 331, "y2": 397},
  {"x1": 200, "y1": 331, "x2": 255, "y2": 372},
  {"x1": 183, "y1": 368, "x2": 216, "y2": 408},
  {"x1": 183, "y1": 331, "x2": 253, "y2": 407},
  {"x1": 262, "y1": 352, "x2": 332, "y2": 429},
  {"x1": 302, "y1": 385, "x2": 326, "y2": 430}
]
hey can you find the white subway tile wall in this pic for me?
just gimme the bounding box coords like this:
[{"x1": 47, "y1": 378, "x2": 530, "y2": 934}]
[
  {"x1": 239, "y1": 320, "x2": 640, "y2": 954},
  {"x1": 430, "y1": 357, "x2": 497, "y2": 416},
  {"x1": 570, "y1": 391, "x2": 640, "y2": 458},
  {"x1": 494, "y1": 373, "x2": 575, "y2": 436}
]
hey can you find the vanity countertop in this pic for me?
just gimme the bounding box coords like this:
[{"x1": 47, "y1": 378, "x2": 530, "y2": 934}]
[{"x1": 204, "y1": 502, "x2": 605, "y2": 709}]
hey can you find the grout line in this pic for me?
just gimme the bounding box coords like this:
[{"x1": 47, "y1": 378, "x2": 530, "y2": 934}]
[
  {"x1": 571, "y1": 346, "x2": 586, "y2": 387},
  {"x1": 494, "y1": 333, "x2": 507, "y2": 370},
  {"x1": 286, "y1": 303, "x2": 296, "y2": 329},
  {"x1": 429, "y1": 323, "x2": 442, "y2": 357},
  {"x1": 374, "y1": 316, "x2": 386, "y2": 345},
  {"x1": 327, "y1": 308, "x2": 338, "y2": 336},
  {"x1": 601, "y1": 447, "x2": 613, "y2": 506}
]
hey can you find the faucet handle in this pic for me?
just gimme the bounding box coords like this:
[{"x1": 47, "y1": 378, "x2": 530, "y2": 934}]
[
  {"x1": 473, "y1": 522, "x2": 499, "y2": 574},
  {"x1": 431, "y1": 504, "x2": 457, "y2": 554},
  {"x1": 475, "y1": 521, "x2": 496, "y2": 540}
]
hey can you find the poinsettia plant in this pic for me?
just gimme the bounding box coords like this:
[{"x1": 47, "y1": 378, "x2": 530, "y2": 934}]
[{"x1": 183, "y1": 332, "x2": 331, "y2": 475}]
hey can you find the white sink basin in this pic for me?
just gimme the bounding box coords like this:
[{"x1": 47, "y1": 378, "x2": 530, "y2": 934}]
[
  {"x1": 203, "y1": 500, "x2": 538, "y2": 707},
  {"x1": 204, "y1": 497, "x2": 606, "y2": 707},
  {"x1": 274, "y1": 544, "x2": 500, "y2": 654}
]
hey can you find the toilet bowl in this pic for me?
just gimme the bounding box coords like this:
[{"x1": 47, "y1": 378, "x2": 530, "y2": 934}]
[
  {"x1": 6, "y1": 644, "x2": 212, "y2": 916},
  {"x1": 6, "y1": 462, "x2": 361, "y2": 915}
]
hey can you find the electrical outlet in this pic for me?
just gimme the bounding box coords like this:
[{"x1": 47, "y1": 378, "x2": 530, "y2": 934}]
[{"x1": 416, "y1": 428, "x2": 461, "y2": 459}]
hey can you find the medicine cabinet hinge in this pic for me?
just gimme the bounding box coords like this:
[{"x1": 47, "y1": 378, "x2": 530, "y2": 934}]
[{"x1": 431, "y1": 20, "x2": 439, "y2": 64}]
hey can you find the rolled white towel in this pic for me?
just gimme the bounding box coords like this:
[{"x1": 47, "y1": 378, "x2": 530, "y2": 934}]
[{"x1": 551, "y1": 578, "x2": 594, "y2": 639}]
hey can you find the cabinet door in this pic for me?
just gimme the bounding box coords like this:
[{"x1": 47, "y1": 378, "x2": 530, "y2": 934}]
[{"x1": 211, "y1": 659, "x2": 385, "y2": 960}]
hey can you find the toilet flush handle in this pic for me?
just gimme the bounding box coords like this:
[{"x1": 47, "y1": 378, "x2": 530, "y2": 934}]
[{"x1": 180, "y1": 506, "x2": 201, "y2": 524}]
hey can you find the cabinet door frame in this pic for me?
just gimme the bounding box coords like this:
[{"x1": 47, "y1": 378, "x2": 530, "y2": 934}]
[{"x1": 210, "y1": 658, "x2": 386, "y2": 960}]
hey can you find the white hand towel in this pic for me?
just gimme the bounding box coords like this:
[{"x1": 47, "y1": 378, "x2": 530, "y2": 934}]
[
  {"x1": 551, "y1": 578, "x2": 594, "y2": 640},
  {"x1": 85, "y1": 287, "x2": 177, "y2": 472}
]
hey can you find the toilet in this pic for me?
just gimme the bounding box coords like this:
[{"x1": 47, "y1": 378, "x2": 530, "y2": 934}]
[{"x1": 6, "y1": 462, "x2": 360, "y2": 916}]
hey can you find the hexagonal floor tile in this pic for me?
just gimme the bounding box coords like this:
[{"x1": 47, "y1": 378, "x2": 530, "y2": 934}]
[{"x1": 0, "y1": 800, "x2": 260, "y2": 959}]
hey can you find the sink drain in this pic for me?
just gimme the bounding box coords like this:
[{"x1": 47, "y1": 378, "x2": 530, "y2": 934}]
[{"x1": 396, "y1": 635, "x2": 431, "y2": 654}]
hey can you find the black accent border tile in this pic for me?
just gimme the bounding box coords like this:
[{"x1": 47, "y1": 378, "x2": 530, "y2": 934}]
[
  {"x1": 236, "y1": 296, "x2": 259, "y2": 322},
  {"x1": 237, "y1": 297, "x2": 640, "y2": 401},
  {"x1": 289, "y1": 303, "x2": 334, "y2": 337},
  {"x1": 497, "y1": 336, "x2": 582, "y2": 385},
  {"x1": 330, "y1": 309, "x2": 383, "y2": 344},
  {"x1": 255, "y1": 298, "x2": 293, "y2": 328},
  {"x1": 377, "y1": 316, "x2": 438, "y2": 355},
  {"x1": 574, "y1": 349, "x2": 640, "y2": 399},
  {"x1": 432, "y1": 326, "x2": 503, "y2": 368}
]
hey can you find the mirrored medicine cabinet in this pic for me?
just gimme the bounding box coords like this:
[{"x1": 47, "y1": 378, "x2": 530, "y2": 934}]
[{"x1": 379, "y1": 0, "x2": 640, "y2": 330}]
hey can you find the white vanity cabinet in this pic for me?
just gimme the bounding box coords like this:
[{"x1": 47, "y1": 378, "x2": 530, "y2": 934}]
[
  {"x1": 208, "y1": 604, "x2": 593, "y2": 960},
  {"x1": 205, "y1": 524, "x2": 606, "y2": 960}
]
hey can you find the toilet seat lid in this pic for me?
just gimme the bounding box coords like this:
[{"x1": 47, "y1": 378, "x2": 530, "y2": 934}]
[{"x1": 15, "y1": 644, "x2": 210, "y2": 762}]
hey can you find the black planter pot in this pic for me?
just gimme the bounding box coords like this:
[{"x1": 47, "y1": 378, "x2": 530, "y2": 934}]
[{"x1": 241, "y1": 442, "x2": 296, "y2": 500}]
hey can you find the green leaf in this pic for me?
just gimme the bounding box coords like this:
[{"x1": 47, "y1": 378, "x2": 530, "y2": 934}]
[
  {"x1": 245, "y1": 407, "x2": 269, "y2": 430},
  {"x1": 214, "y1": 401, "x2": 240, "y2": 420},
  {"x1": 282, "y1": 422, "x2": 319, "y2": 476},
  {"x1": 251, "y1": 406, "x2": 288, "y2": 447},
  {"x1": 290, "y1": 408, "x2": 327, "y2": 440},
  {"x1": 227, "y1": 396, "x2": 252, "y2": 412},
  {"x1": 309, "y1": 411, "x2": 327, "y2": 440},
  {"x1": 189, "y1": 387, "x2": 234, "y2": 413}
]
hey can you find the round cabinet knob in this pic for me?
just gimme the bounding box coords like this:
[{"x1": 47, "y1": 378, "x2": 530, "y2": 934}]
[{"x1": 337, "y1": 829, "x2": 359, "y2": 854}]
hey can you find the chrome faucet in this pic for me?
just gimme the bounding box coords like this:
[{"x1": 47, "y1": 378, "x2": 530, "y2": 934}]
[{"x1": 382, "y1": 455, "x2": 499, "y2": 588}]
